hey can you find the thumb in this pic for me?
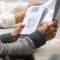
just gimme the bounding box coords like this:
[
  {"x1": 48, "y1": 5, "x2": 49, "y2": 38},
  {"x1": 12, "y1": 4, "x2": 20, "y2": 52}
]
[
  {"x1": 18, "y1": 24, "x2": 25, "y2": 32},
  {"x1": 38, "y1": 24, "x2": 50, "y2": 33},
  {"x1": 47, "y1": 20, "x2": 58, "y2": 27}
]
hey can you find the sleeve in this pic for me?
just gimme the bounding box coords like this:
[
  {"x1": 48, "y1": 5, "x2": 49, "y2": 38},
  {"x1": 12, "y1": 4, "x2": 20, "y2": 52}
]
[
  {"x1": 4, "y1": 1, "x2": 28, "y2": 14},
  {"x1": 0, "y1": 33, "x2": 13, "y2": 43},
  {"x1": 11, "y1": 2, "x2": 28, "y2": 13},
  {"x1": 0, "y1": 1, "x2": 28, "y2": 14},
  {"x1": 0, "y1": 30, "x2": 46, "y2": 55},
  {"x1": 28, "y1": 30, "x2": 46, "y2": 48},
  {"x1": 0, "y1": 14, "x2": 16, "y2": 28}
]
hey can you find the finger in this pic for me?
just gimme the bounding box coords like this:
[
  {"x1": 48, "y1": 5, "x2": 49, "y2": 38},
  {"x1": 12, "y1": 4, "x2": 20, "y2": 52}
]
[
  {"x1": 53, "y1": 25, "x2": 58, "y2": 28},
  {"x1": 34, "y1": 2, "x2": 43, "y2": 5},
  {"x1": 28, "y1": 2, "x2": 43, "y2": 7},
  {"x1": 47, "y1": 32, "x2": 56, "y2": 40},
  {"x1": 46, "y1": 28, "x2": 57, "y2": 35},
  {"x1": 39, "y1": 24, "x2": 50, "y2": 32},
  {"x1": 18, "y1": 24, "x2": 25, "y2": 30},
  {"x1": 47, "y1": 20, "x2": 58, "y2": 27},
  {"x1": 45, "y1": 31, "x2": 56, "y2": 40},
  {"x1": 50, "y1": 27, "x2": 57, "y2": 32},
  {"x1": 19, "y1": 23, "x2": 25, "y2": 28},
  {"x1": 20, "y1": 25, "x2": 25, "y2": 31},
  {"x1": 52, "y1": 20, "x2": 58, "y2": 26},
  {"x1": 15, "y1": 24, "x2": 25, "y2": 34}
]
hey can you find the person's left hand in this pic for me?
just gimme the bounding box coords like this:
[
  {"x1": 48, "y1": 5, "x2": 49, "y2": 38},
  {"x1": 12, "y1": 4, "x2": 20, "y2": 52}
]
[
  {"x1": 28, "y1": 2, "x2": 43, "y2": 7},
  {"x1": 11, "y1": 23, "x2": 25, "y2": 42},
  {"x1": 38, "y1": 20, "x2": 58, "y2": 40}
]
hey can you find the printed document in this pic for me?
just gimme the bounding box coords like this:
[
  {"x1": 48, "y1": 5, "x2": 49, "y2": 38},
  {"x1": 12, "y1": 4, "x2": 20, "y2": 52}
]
[{"x1": 20, "y1": 6, "x2": 48, "y2": 34}]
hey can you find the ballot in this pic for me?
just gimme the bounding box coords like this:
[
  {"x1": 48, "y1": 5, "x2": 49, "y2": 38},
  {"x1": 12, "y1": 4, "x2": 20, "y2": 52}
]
[{"x1": 20, "y1": 6, "x2": 48, "y2": 36}]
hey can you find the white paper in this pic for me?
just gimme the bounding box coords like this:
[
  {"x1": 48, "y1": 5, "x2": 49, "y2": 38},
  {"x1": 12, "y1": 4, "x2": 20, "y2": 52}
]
[
  {"x1": 42, "y1": 9, "x2": 54, "y2": 24},
  {"x1": 20, "y1": 6, "x2": 48, "y2": 34}
]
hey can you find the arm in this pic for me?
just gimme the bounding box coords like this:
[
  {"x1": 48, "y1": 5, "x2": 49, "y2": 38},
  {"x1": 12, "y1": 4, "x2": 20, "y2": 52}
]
[
  {"x1": 0, "y1": 1, "x2": 42, "y2": 28},
  {"x1": 0, "y1": 20, "x2": 57, "y2": 55},
  {"x1": 0, "y1": 11, "x2": 26, "y2": 28},
  {"x1": 0, "y1": 1, "x2": 28, "y2": 14},
  {"x1": 0, "y1": 30, "x2": 46, "y2": 55},
  {"x1": 14, "y1": 10, "x2": 26, "y2": 23},
  {"x1": 0, "y1": 24, "x2": 25, "y2": 43},
  {"x1": 5, "y1": 1, "x2": 42, "y2": 13},
  {"x1": 0, "y1": 33, "x2": 13, "y2": 43},
  {"x1": 0, "y1": 14, "x2": 16, "y2": 28}
]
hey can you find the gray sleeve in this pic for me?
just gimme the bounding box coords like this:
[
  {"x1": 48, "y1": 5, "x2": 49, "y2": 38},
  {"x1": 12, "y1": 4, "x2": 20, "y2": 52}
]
[
  {"x1": 0, "y1": 33, "x2": 12, "y2": 43},
  {"x1": 0, "y1": 37, "x2": 35, "y2": 55},
  {"x1": 0, "y1": 30, "x2": 46, "y2": 55}
]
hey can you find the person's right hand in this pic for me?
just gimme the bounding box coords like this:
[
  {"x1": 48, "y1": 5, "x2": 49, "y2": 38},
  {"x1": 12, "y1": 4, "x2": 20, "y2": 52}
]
[{"x1": 38, "y1": 20, "x2": 58, "y2": 41}]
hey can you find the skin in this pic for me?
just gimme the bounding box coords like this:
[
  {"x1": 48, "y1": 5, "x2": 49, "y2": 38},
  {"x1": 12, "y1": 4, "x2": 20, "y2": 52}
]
[
  {"x1": 11, "y1": 23, "x2": 25, "y2": 42},
  {"x1": 11, "y1": 20, "x2": 58, "y2": 42},
  {"x1": 38, "y1": 20, "x2": 58, "y2": 40},
  {"x1": 14, "y1": 10, "x2": 26, "y2": 23},
  {"x1": 28, "y1": 2, "x2": 42, "y2": 7}
]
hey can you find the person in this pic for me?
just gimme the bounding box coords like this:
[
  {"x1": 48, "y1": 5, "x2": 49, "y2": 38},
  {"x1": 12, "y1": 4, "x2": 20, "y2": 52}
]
[
  {"x1": 0, "y1": 1, "x2": 42, "y2": 28},
  {"x1": 0, "y1": 20, "x2": 58, "y2": 55}
]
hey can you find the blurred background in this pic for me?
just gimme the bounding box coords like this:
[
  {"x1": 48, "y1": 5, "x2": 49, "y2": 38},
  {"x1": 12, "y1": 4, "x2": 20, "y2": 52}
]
[
  {"x1": 0, "y1": 0, "x2": 60, "y2": 60},
  {"x1": 0, "y1": 0, "x2": 56, "y2": 9}
]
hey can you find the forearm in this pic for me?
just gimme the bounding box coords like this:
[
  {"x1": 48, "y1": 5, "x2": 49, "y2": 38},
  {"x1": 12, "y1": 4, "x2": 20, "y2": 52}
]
[
  {"x1": 0, "y1": 14, "x2": 16, "y2": 28},
  {"x1": 29, "y1": 30, "x2": 46, "y2": 48},
  {"x1": 14, "y1": 10, "x2": 26, "y2": 23},
  {"x1": 0, "y1": 30, "x2": 46, "y2": 55},
  {"x1": 0, "y1": 11, "x2": 26, "y2": 28},
  {"x1": 0, "y1": 37, "x2": 35, "y2": 55}
]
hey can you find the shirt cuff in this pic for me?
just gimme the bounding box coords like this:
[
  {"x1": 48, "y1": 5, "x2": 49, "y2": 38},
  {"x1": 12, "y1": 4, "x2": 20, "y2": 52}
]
[
  {"x1": 0, "y1": 14, "x2": 16, "y2": 28},
  {"x1": 28, "y1": 30, "x2": 46, "y2": 49},
  {"x1": 0, "y1": 33, "x2": 12, "y2": 43}
]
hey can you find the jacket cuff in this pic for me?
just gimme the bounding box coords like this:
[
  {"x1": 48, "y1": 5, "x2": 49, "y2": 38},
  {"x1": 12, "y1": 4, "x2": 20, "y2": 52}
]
[
  {"x1": 28, "y1": 30, "x2": 46, "y2": 49},
  {"x1": 0, "y1": 33, "x2": 13, "y2": 43}
]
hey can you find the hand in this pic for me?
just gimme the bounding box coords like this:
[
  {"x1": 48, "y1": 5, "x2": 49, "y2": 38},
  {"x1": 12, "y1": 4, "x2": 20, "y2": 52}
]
[
  {"x1": 28, "y1": 2, "x2": 42, "y2": 7},
  {"x1": 38, "y1": 20, "x2": 58, "y2": 41},
  {"x1": 11, "y1": 23, "x2": 25, "y2": 42}
]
